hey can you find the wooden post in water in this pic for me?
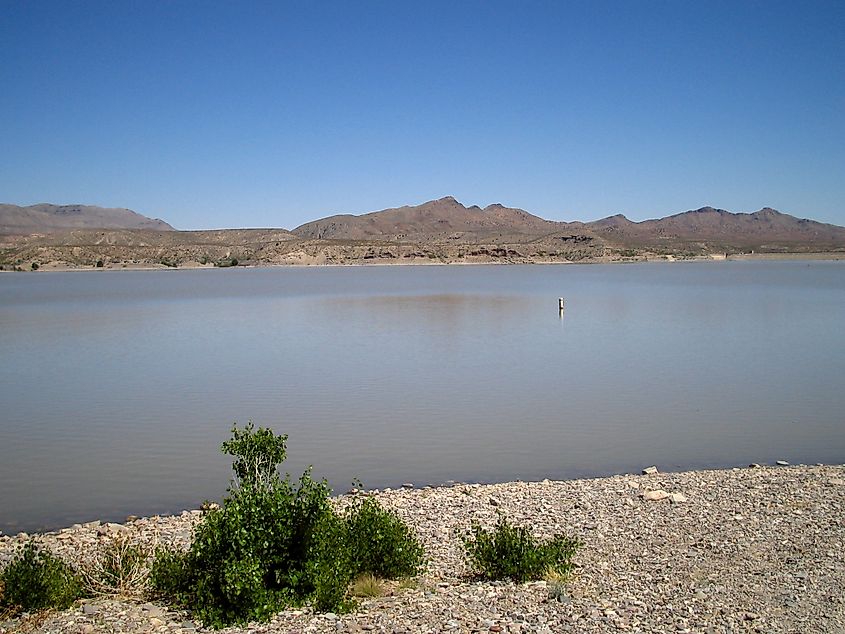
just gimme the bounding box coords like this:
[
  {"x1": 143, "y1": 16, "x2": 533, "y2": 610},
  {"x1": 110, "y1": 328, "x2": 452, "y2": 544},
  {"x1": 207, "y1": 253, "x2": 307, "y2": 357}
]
[{"x1": 558, "y1": 297, "x2": 565, "y2": 313}]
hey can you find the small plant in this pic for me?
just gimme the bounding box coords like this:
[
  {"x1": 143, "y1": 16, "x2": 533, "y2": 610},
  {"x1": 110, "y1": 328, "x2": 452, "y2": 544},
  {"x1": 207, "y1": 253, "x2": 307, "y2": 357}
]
[
  {"x1": 96, "y1": 259, "x2": 104, "y2": 267},
  {"x1": 80, "y1": 533, "x2": 152, "y2": 598},
  {"x1": 544, "y1": 567, "x2": 570, "y2": 602},
  {"x1": 31, "y1": 262, "x2": 39, "y2": 270},
  {"x1": 398, "y1": 577, "x2": 418, "y2": 591},
  {"x1": 0, "y1": 542, "x2": 83, "y2": 614},
  {"x1": 462, "y1": 517, "x2": 579, "y2": 583},
  {"x1": 350, "y1": 573, "x2": 383, "y2": 598}
]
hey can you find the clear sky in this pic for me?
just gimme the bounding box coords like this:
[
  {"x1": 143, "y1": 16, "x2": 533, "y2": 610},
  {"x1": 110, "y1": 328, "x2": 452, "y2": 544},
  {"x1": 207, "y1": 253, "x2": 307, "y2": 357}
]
[{"x1": 1, "y1": 1, "x2": 843, "y2": 230}]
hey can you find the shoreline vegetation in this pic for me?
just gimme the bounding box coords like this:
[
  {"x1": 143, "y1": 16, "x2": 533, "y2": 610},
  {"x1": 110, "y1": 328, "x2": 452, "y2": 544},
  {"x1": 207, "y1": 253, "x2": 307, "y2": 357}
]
[
  {"x1": 2, "y1": 463, "x2": 843, "y2": 633},
  {"x1": 3, "y1": 251, "x2": 845, "y2": 273}
]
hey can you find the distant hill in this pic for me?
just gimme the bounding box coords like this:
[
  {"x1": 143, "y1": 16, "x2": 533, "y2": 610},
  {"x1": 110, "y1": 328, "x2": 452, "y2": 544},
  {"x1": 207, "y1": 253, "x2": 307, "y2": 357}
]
[
  {"x1": 292, "y1": 196, "x2": 565, "y2": 241},
  {"x1": 2, "y1": 197, "x2": 843, "y2": 269},
  {"x1": 587, "y1": 206, "x2": 845, "y2": 251},
  {"x1": 293, "y1": 197, "x2": 845, "y2": 253},
  {"x1": 0, "y1": 203, "x2": 174, "y2": 234}
]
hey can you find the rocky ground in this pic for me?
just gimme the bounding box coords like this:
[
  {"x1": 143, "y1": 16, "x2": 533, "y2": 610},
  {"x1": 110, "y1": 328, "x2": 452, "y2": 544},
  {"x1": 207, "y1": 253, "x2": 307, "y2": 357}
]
[{"x1": 2, "y1": 464, "x2": 844, "y2": 634}]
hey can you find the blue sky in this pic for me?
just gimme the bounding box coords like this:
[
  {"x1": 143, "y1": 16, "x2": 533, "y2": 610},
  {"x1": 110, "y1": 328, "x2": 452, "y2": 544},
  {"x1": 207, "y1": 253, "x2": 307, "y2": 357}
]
[{"x1": 1, "y1": 1, "x2": 843, "y2": 230}]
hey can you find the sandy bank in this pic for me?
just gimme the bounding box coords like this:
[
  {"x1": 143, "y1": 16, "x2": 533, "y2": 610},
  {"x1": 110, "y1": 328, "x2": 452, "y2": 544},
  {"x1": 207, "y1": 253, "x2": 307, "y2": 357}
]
[{"x1": 2, "y1": 464, "x2": 844, "y2": 633}]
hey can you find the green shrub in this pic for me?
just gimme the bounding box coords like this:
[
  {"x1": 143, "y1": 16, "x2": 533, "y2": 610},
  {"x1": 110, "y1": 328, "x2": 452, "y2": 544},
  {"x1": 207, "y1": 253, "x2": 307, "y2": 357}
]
[
  {"x1": 305, "y1": 510, "x2": 356, "y2": 614},
  {"x1": 0, "y1": 542, "x2": 83, "y2": 614},
  {"x1": 150, "y1": 425, "x2": 334, "y2": 626},
  {"x1": 150, "y1": 423, "x2": 422, "y2": 627},
  {"x1": 149, "y1": 547, "x2": 189, "y2": 602},
  {"x1": 462, "y1": 517, "x2": 579, "y2": 583},
  {"x1": 345, "y1": 496, "x2": 424, "y2": 579}
]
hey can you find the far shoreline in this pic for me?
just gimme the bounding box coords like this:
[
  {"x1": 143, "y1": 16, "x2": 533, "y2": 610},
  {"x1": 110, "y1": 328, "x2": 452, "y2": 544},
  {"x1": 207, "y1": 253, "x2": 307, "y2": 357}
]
[{"x1": 4, "y1": 250, "x2": 845, "y2": 274}]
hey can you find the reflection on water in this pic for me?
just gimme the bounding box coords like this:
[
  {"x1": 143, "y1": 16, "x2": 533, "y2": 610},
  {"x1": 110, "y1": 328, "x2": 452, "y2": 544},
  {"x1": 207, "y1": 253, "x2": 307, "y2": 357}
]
[{"x1": 1, "y1": 262, "x2": 844, "y2": 532}]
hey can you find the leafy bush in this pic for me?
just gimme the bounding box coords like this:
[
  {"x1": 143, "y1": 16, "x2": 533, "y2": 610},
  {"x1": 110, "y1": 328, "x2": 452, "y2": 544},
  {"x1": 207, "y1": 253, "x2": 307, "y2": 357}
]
[
  {"x1": 149, "y1": 547, "x2": 189, "y2": 602},
  {"x1": 345, "y1": 496, "x2": 424, "y2": 580},
  {"x1": 150, "y1": 423, "x2": 423, "y2": 627},
  {"x1": 462, "y1": 517, "x2": 578, "y2": 583},
  {"x1": 0, "y1": 542, "x2": 83, "y2": 614}
]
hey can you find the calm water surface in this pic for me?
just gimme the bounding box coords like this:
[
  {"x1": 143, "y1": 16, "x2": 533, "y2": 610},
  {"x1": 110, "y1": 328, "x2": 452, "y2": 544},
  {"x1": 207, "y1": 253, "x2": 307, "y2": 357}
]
[{"x1": 1, "y1": 262, "x2": 844, "y2": 532}]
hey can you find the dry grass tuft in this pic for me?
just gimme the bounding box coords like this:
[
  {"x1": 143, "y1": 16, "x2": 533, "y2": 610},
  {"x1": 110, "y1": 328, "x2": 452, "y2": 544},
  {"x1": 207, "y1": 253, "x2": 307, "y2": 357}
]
[
  {"x1": 79, "y1": 533, "x2": 154, "y2": 598},
  {"x1": 350, "y1": 573, "x2": 385, "y2": 598}
]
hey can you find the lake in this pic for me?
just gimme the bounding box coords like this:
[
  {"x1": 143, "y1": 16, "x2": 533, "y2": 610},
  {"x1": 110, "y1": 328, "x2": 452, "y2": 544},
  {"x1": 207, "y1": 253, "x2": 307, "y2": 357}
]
[{"x1": 1, "y1": 261, "x2": 844, "y2": 533}]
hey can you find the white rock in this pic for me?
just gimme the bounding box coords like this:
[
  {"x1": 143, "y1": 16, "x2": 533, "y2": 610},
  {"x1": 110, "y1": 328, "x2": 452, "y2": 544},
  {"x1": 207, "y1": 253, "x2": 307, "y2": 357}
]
[
  {"x1": 669, "y1": 493, "x2": 687, "y2": 504},
  {"x1": 643, "y1": 490, "x2": 670, "y2": 501},
  {"x1": 642, "y1": 466, "x2": 659, "y2": 475}
]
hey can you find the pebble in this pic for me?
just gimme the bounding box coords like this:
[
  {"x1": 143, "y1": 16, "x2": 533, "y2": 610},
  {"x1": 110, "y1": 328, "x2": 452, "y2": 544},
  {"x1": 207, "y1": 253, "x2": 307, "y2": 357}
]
[{"x1": 1, "y1": 464, "x2": 843, "y2": 634}]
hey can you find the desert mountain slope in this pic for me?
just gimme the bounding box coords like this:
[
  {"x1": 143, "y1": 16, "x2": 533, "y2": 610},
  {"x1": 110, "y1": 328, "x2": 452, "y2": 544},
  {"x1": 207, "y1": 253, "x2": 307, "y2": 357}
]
[
  {"x1": 0, "y1": 203, "x2": 174, "y2": 234},
  {"x1": 292, "y1": 196, "x2": 566, "y2": 241},
  {"x1": 588, "y1": 206, "x2": 845, "y2": 250}
]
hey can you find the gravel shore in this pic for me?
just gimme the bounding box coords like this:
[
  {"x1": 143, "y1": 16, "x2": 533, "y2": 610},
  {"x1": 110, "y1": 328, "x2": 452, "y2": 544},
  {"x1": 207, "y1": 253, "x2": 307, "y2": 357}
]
[{"x1": 2, "y1": 464, "x2": 843, "y2": 634}]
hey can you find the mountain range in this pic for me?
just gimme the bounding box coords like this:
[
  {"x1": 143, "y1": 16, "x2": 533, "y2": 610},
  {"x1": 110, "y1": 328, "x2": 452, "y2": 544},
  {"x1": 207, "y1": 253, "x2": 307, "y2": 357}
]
[
  {"x1": 0, "y1": 203, "x2": 174, "y2": 234},
  {"x1": 1, "y1": 197, "x2": 843, "y2": 269}
]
